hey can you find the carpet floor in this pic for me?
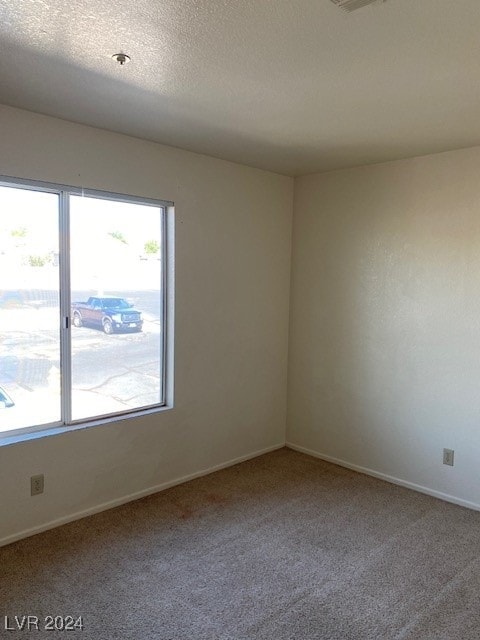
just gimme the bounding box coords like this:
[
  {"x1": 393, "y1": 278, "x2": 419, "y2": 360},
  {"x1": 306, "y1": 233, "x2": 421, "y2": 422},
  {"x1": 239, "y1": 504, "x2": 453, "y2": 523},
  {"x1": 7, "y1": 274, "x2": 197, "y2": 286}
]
[{"x1": 2, "y1": 448, "x2": 480, "y2": 639}]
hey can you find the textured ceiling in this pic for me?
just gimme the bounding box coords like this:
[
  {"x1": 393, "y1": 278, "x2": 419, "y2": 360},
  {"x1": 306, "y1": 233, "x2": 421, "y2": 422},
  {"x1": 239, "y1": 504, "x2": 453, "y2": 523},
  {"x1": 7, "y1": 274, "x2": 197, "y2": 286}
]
[{"x1": 0, "y1": 0, "x2": 480, "y2": 175}]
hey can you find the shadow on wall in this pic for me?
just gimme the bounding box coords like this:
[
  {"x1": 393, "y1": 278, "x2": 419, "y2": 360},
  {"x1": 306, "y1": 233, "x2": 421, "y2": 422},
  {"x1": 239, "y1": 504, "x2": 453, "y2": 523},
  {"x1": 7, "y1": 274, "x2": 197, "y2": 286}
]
[{"x1": 289, "y1": 164, "x2": 480, "y2": 474}]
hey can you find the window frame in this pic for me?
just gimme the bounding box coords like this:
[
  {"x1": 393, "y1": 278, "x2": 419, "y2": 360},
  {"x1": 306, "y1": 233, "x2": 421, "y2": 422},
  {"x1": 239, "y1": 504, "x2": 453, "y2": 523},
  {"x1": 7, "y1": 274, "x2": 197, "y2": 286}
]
[{"x1": 0, "y1": 175, "x2": 174, "y2": 443}]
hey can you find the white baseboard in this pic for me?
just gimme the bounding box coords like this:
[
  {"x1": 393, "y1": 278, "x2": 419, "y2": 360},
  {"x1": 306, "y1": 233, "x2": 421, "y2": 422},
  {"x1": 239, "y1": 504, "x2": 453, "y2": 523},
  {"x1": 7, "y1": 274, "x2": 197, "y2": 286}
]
[
  {"x1": 0, "y1": 442, "x2": 285, "y2": 548},
  {"x1": 286, "y1": 442, "x2": 480, "y2": 513}
]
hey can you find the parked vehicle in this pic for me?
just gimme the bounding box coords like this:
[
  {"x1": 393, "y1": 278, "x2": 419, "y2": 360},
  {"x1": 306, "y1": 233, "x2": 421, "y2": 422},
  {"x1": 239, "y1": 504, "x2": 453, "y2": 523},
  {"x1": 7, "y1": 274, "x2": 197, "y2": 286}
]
[
  {"x1": 0, "y1": 386, "x2": 15, "y2": 408},
  {"x1": 71, "y1": 296, "x2": 143, "y2": 334}
]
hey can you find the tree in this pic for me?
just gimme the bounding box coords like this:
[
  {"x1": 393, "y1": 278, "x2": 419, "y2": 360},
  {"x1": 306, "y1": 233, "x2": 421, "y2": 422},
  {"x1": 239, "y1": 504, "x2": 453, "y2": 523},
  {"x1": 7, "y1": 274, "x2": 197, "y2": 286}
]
[
  {"x1": 108, "y1": 231, "x2": 127, "y2": 244},
  {"x1": 144, "y1": 239, "x2": 159, "y2": 255},
  {"x1": 11, "y1": 227, "x2": 27, "y2": 238},
  {"x1": 27, "y1": 254, "x2": 49, "y2": 267}
]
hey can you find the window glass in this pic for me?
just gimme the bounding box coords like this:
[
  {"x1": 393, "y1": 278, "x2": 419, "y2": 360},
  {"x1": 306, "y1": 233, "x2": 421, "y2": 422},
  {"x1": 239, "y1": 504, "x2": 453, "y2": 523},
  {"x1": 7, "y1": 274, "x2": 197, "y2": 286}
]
[
  {"x1": 0, "y1": 186, "x2": 61, "y2": 433},
  {"x1": 0, "y1": 180, "x2": 170, "y2": 437},
  {"x1": 70, "y1": 195, "x2": 164, "y2": 421}
]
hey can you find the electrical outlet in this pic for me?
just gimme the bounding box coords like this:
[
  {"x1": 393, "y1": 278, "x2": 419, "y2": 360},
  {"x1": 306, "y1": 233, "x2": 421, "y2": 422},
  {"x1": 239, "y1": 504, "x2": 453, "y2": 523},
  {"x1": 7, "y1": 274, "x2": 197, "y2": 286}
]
[
  {"x1": 30, "y1": 474, "x2": 44, "y2": 496},
  {"x1": 443, "y1": 449, "x2": 454, "y2": 466}
]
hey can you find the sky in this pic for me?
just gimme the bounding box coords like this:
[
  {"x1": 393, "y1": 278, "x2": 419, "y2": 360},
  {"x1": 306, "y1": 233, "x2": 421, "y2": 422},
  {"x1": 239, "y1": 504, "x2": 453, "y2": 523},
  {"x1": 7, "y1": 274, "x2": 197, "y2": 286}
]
[{"x1": 0, "y1": 185, "x2": 162, "y2": 255}]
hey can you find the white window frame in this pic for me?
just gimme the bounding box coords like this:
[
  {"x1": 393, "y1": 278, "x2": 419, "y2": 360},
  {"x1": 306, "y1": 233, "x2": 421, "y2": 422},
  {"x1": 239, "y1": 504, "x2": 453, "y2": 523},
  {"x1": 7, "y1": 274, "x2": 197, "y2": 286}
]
[{"x1": 0, "y1": 175, "x2": 174, "y2": 444}]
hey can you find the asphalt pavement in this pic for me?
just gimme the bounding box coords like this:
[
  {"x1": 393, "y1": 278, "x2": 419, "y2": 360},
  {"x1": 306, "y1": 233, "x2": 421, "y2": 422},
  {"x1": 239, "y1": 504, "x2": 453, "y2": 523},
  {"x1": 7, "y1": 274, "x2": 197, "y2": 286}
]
[{"x1": 0, "y1": 288, "x2": 163, "y2": 433}]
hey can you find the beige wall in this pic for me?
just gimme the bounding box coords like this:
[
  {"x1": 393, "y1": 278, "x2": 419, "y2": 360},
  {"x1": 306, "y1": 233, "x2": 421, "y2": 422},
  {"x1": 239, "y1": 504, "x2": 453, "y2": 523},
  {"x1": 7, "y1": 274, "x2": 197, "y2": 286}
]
[
  {"x1": 0, "y1": 105, "x2": 293, "y2": 544},
  {"x1": 4, "y1": 103, "x2": 480, "y2": 544},
  {"x1": 287, "y1": 147, "x2": 480, "y2": 509}
]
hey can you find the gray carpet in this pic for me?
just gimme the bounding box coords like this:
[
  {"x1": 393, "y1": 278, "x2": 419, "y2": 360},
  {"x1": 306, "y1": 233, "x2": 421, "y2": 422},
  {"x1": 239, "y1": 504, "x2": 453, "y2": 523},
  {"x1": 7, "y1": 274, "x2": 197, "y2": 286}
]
[{"x1": 2, "y1": 448, "x2": 480, "y2": 639}]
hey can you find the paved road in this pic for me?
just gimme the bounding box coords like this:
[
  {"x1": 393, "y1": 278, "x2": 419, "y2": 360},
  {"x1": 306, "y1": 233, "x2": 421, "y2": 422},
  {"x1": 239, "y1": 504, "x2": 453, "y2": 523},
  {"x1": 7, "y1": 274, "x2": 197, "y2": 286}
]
[
  {"x1": 1, "y1": 289, "x2": 161, "y2": 317},
  {"x1": 0, "y1": 288, "x2": 164, "y2": 430}
]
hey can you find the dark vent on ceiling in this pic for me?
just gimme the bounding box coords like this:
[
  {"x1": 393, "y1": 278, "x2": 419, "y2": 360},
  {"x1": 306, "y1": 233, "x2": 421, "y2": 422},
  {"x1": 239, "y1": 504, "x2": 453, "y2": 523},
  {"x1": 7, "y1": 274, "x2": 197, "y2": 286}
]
[{"x1": 330, "y1": 0, "x2": 383, "y2": 12}]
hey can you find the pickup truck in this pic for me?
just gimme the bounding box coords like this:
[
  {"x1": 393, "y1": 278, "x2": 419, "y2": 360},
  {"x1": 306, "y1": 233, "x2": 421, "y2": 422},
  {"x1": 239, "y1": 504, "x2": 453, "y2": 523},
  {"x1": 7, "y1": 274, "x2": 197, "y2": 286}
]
[{"x1": 71, "y1": 297, "x2": 143, "y2": 334}]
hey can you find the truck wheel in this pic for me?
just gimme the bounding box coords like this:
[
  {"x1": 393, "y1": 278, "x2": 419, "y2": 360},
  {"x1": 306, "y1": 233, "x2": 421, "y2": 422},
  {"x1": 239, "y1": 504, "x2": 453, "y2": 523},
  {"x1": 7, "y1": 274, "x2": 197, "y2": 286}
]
[
  {"x1": 72, "y1": 312, "x2": 83, "y2": 328},
  {"x1": 103, "y1": 318, "x2": 113, "y2": 335}
]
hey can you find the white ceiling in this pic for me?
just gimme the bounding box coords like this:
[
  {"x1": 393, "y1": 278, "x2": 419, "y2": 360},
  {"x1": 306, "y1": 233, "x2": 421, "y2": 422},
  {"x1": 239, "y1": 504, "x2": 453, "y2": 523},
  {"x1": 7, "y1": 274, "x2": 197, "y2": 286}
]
[{"x1": 1, "y1": 0, "x2": 480, "y2": 176}]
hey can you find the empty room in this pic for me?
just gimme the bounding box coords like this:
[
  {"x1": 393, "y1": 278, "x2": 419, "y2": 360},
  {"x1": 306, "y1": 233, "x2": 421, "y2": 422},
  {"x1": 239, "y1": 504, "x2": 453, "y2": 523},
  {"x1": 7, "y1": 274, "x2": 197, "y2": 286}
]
[{"x1": 1, "y1": 0, "x2": 480, "y2": 638}]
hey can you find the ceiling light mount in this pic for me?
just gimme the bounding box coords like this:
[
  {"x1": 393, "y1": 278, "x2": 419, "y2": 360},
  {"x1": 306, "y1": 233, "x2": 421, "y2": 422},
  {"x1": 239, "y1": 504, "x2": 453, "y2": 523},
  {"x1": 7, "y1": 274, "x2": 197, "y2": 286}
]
[{"x1": 112, "y1": 53, "x2": 131, "y2": 66}]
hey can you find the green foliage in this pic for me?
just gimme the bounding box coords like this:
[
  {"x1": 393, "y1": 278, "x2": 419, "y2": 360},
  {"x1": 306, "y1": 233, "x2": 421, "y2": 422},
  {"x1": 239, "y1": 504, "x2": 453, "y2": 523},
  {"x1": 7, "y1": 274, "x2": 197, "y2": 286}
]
[
  {"x1": 108, "y1": 231, "x2": 128, "y2": 244},
  {"x1": 144, "y1": 239, "x2": 159, "y2": 254},
  {"x1": 11, "y1": 227, "x2": 27, "y2": 238},
  {"x1": 27, "y1": 254, "x2": 49, "y2": 267}
]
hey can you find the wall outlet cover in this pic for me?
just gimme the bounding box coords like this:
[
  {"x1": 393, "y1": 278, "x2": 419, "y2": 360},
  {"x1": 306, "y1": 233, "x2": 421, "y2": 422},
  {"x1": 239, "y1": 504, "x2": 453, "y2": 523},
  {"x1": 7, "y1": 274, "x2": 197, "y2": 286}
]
[
  {"x1": 443, "y1": 449, "x2": 454, "y2": 466},
  {"x1": 31, "y1": 474, "x2": 44, "y2": 496}
]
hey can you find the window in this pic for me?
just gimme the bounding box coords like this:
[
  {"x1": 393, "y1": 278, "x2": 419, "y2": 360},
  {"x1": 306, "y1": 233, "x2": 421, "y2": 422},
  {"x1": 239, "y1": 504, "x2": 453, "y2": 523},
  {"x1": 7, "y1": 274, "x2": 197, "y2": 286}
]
[{"x1": 0, "y1": 177, "x2": 173, "y2": 438}]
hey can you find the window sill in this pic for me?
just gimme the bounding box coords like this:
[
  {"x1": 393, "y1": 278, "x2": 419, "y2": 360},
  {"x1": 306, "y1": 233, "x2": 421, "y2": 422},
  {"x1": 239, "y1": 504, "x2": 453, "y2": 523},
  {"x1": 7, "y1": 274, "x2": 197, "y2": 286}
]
[{"x1": 0, "y1": 404, "x2": 173, "y2": 448}]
